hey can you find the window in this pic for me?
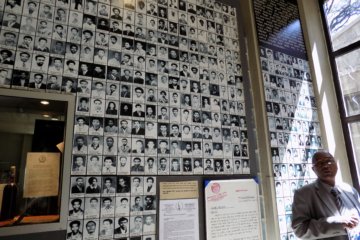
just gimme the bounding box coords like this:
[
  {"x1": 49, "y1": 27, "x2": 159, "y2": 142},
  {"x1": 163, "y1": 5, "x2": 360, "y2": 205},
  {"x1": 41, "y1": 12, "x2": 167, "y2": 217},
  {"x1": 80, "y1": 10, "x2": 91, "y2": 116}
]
[{"x1": 320, "y1": 0, "x2": 360, "y2": 187}]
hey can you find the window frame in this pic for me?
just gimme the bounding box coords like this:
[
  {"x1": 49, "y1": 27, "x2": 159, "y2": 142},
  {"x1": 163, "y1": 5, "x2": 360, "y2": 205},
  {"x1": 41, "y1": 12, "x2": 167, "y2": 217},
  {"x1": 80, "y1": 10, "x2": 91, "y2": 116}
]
[{"x1": 319, "y1": 0, "x2": 360, "y2": 190}]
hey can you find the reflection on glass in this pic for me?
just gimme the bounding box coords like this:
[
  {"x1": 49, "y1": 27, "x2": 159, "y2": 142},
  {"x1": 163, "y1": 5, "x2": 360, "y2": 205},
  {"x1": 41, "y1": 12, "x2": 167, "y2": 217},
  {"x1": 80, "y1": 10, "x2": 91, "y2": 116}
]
[
  {"x1": 323, "y1": 0, "x2": 360, "y2": 51},
  {"x1": 349, "y1": 122, "x2": 360, "y2": 178},
  {"x1": 0, "y1": 95, "x2": 67, "y2": 227},
  {"x1": 335, "y1": 49, "x2": 360, "y2": 116}
]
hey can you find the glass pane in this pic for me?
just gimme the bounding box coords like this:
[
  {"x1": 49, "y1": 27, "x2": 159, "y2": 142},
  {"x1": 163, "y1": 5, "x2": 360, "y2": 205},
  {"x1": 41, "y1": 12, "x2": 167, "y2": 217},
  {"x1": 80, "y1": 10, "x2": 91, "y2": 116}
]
[
  {"x1": 348, "y1": 122, "x2": 360, "y2": 178},
  {"x1": 323, "y1": 0, "x2": 360, "y2": 51},
  {"x1": 335, "y1": 49, "x2": 360, "y2": 116},
  {"x1": 0, "y1": 95, "x2": 67, "y2": 227}
]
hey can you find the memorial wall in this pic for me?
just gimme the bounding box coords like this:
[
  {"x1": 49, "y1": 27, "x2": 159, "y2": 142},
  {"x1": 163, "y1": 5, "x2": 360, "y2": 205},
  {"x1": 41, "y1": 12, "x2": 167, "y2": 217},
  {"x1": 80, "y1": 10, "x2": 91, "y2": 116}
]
[
  {"x1": 0, "y1": 0, "x2": 249, "y2": 239},
  {"x1": 253, "y1": 0, "x2": 323, "y2": 239}
]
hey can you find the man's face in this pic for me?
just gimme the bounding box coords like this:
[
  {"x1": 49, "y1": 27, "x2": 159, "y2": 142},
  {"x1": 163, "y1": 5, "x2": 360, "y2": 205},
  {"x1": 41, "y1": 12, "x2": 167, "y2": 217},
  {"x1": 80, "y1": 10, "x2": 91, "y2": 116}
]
[
  {"x1": 159, "y1": 141, "x2": 167, "y2": 149},
  {"x1": 105, "y1": 180, "x2": 111, "y2": 188},
  {"x1": 92, "y1": 119, "x2": 100, "y2": 128},
  {"x1": 172, "y1": 126, "x2": 179, "y2": 134},
  {"x1": 183, "y1": 127, "x2": 190, "y2": 134},
  {"x1": 86, "y1": 222, "x2": 96, "y2": 234},
  {"x1": 34, "y1": 75, "x2": 43, "y2": 83},
  {"x1": 120, "y1": 157, "x2": 127, "y2": 166},
  {"x1": 172, "y1": 160, "x2": 179, "y2": 168},
  {"x1": 56, "y1": 26, "x2": 63, "y2": 33},
  {"x1": 133, "y1": 179, "x2": 140, "y2": 187},
  {"x1": 147, "y1": 179, "x2": 153, "y2": 186},
  {"x1": 160, "y1": 125, "x2": 167, "y2": 132},
  {"x1": 160, "y1": 159, "x2": 166, "y2": 166},
  {"x1": 135, "y1": 89, "x2": 143, "y2": 97},
  {"x1": 312, "y1": 152, "x2": 338, "y2": 183},
  {"x1": 84, "y1": 31, "x2": 93, "y2": 39},
  {"x1": 20, "y1": 53, "x2": 30, "y2": 62},
  {"x1": 71, "y1": 223, "x2": 80, "y2": 233},
  {"x1": 134, "y1": 158, "x2": 141, "y2": 165},
  {"x1": 5, "y1": 34, "x2": 15, "y2": 42},
  {"x1": 23, "y1": 37, "x2": 32, "y2": 45},
  {"x1": 121, "y1": 122, "x2": 128, "y2": 129},
  {"x1": 147, "y1": 141, "x2": 155, "y2": 148},
  {"x1": 76, "y1": 178, "x2": 83, "y2": 187},
  {"x1": 81, "y1": 64, "x2": 88, "y2": 71},
  {"x1": 75, "y1": 157, "x2": 83, "y2": 166},
  {"x1": 145, "y1": 216, "x2": 153, "y2": 225},
  {"x1": 120, "y1": 220, "x2": 127, "y2": 227},
  {"x1": 91, "y1": 178, "x2": 98, "y2": 186},
  {"x1": 106, "y1": 138, "x2": 114, "y2": 146},
  {"x1": 104, "y1": 159, "x2": 112, "y2": 167},
  {"x1": 110, "y1": 37, "x2": 117, "y2": 43},
  {"x1": 134, "y1": 217, "x2": 142, "y2": 227},
  {"x1": 145, "y1": 197, "x2": 152, "y2": 205},
  {"x1": 119, "y1": 178, "x2": 126, "y2": 186},
  {"x1": 50, "y1": 76, "x2": 57, "y2": 83}
]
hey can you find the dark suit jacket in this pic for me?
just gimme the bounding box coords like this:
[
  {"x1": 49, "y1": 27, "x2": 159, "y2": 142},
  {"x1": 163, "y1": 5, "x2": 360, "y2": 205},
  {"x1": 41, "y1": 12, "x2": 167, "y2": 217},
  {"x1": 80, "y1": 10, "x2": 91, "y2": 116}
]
[
  {"x1": 122, "y1": 31, "x2": 134, "y2": 36},
  {"x1": 71, "y1": 185, "x2": 84, "y2": 194},
  {"x1": 3, "y1": 21, "x2": 20, "y2": 28},
  {"x1": 79, "y1": 70, "x2": 92, "y2": 77},
  {"x1": 170, "y1": 133, "x2": 181, "y2": 137},
  {"x1": 134, "y1": 77, "x2": 144, "y2": 84},
  {"x1": 107, "y1": 74, "x2": 120, "y2": 81},
  {"x1": 120, "y1": 76, "x2": 133, "y2": 83},
  {"x1": 130, "y1": 165, "x2": 144, "y2": 172},
  {"x1": 131, "y1": 128, "x2": 145, "y2": 135},
  {"x1": 114, "y1": 227, "x2": 127, "y2": 234},
  {"x1": 193, "y1": 133, "x2": 202, "y2": 138},
  {"x1": 28, "y1": 82, "x2": 46, "y2": 89},
  {"x1": 120, "y1": 91, "x2": 131, "y2": 98},
  {"x1": 93, "y1": 71, "x2": 105, "y2": 79},
  {"x1": 292, "y1": 180, "x2": 360, "y2": 240},
  {"x1": 133, "y1": 111, "x2": 145, "y2": 118},
  {"x1": 158, "y1": 39, "x2": 168, "y2": 44},
  {"x1": 110, "y1": 28, "x2": 122, "y2": 34},
  {"x1": 2, "y1": 59, "x2": 14, "y2": 65}
]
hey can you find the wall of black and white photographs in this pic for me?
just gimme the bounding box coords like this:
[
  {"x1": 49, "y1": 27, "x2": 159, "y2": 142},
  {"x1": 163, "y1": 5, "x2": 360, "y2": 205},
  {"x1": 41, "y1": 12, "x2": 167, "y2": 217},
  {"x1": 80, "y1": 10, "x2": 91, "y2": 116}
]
[
  {"x1": 0, "y1": 0, "x2": 246, "y2": 239},
  {"x1": 253, "y1": 0, "x2": 323, "y2": 239}
]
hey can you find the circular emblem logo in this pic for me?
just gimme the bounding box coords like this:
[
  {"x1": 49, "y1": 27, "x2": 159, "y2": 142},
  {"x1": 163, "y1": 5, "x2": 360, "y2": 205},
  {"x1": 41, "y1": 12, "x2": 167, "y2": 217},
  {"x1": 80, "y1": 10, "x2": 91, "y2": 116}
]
[
  {"x1": 38, "y1": 155, "x2": 46, "y2": 163},
  {"x1": 211, "y1": 183, "x2": 220, "y2": 194}
]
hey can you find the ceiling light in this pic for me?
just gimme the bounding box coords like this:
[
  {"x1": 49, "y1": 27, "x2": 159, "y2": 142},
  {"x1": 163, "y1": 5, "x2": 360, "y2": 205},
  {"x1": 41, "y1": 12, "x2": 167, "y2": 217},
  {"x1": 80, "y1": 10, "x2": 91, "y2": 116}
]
[
  {"x1": 40, "y1": 100, "x2": 49, "y2": 105},
  {"x1": 43, "y1": 114, "x2": 50, "y2": 118}
]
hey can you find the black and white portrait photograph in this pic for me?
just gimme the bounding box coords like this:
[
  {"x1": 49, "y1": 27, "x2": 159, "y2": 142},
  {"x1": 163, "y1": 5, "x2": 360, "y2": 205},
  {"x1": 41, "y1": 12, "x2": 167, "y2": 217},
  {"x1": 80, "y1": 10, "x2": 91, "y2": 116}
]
[{"x1": 157, "y1": 157, "x2": 169, "y2": 175}]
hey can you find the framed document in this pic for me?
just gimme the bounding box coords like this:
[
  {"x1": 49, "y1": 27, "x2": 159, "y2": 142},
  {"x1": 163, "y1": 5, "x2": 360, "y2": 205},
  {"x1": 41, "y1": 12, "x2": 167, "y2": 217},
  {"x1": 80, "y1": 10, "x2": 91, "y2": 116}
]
[{"x1": 205, "y1": 179, "x2": 262, "y2": 240}]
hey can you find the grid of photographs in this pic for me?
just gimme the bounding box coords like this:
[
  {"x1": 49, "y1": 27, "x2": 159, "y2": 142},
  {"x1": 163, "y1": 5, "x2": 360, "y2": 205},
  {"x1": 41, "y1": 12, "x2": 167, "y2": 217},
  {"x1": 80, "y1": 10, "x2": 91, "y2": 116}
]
[
  {"x1": 69, "y1": 175, "x2": 156, "y2": 239},
  {"x1": 0, "y1": 0, "x2": 246, "y2": 240},
  {"x1": 260, "y1": 46, "x2": 321, "y2": 239},
  {"x1": 0, "y1": 0, "x2": 246, "y2": 239}
]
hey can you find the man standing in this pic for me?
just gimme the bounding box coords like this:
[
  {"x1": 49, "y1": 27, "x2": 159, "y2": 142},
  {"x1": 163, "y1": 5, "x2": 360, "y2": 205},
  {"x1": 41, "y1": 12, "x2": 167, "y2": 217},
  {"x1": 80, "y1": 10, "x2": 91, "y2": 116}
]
[{"x1": 292, "y1": 151, "x2": 360, "y2": 239}]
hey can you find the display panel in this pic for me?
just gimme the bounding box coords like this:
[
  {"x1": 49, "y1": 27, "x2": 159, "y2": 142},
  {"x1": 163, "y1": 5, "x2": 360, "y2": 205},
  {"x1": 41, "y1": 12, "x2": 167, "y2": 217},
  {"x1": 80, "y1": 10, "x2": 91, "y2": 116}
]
[
  {"x1": 0, "y1": 0, "x2": 248, "y2": 238},
  {"x1": 254, "y1": 0, "x2": 322, "y2": 238}
]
